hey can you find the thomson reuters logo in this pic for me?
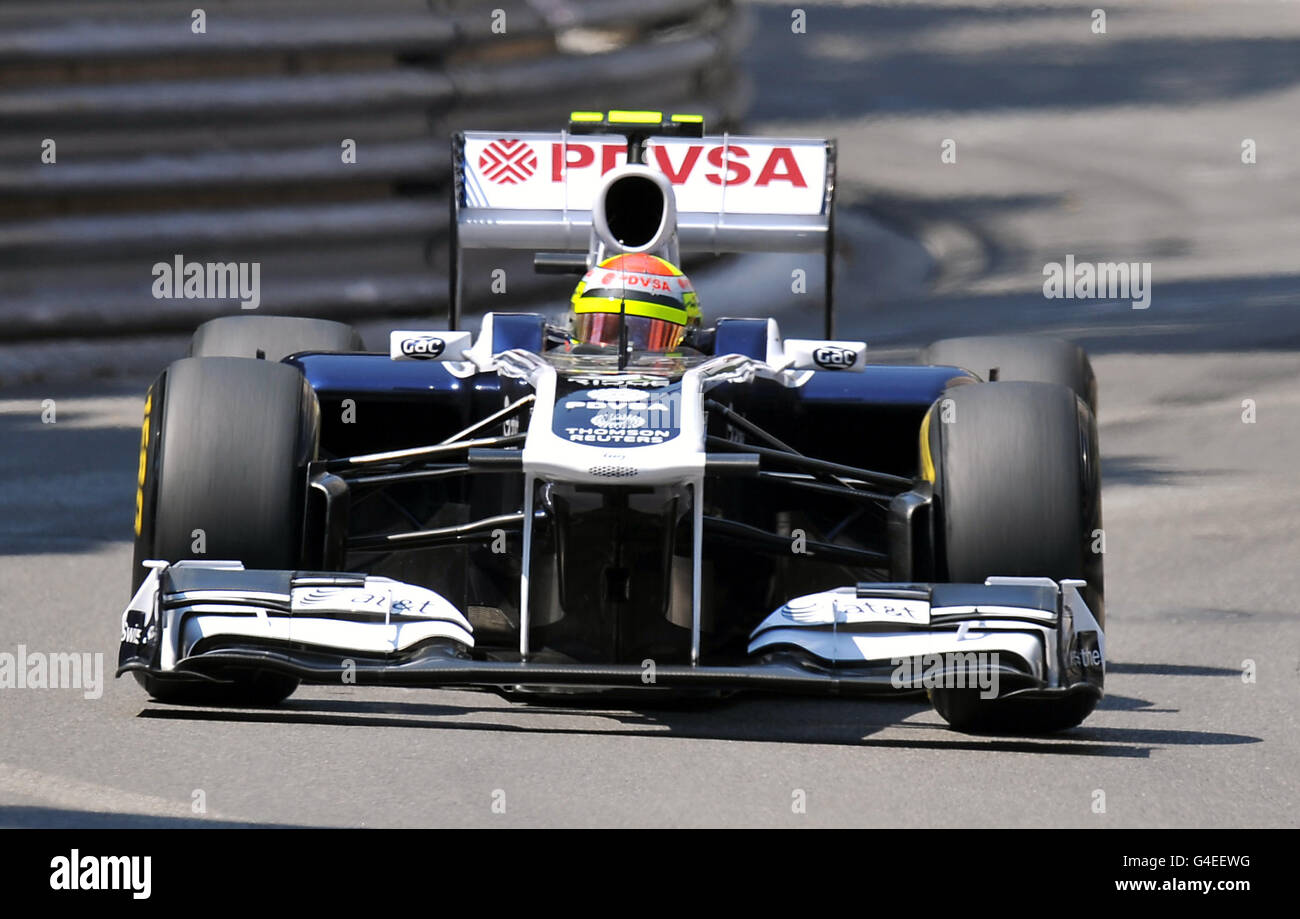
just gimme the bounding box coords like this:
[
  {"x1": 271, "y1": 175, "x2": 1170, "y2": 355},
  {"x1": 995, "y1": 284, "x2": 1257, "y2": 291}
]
[{"x1": 479, "y1": 138, "x2": 538, "y2": 184}]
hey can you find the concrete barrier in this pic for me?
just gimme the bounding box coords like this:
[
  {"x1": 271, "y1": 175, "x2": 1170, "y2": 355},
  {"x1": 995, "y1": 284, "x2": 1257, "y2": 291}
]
[{"x1": 0, "y1": 0, "x2": 745, "y2": 339}]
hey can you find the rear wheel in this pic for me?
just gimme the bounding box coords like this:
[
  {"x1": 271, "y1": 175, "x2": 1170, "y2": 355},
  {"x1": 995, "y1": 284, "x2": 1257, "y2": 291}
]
[
  {"x1": 923, "y1": 335, "x2": 1097, "y2": 414},
  {"x1": 925, "y1": 381, "x2": 1103, "y2": 733},
  {"x1": 132, "y1": 357, "x2": 320, "y2": 705},
  {"x1": 189, "y1": 315, "x2": 363, "y2": 361}
]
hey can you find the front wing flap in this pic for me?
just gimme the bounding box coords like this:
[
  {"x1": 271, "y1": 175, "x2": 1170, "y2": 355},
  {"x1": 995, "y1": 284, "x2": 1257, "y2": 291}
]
[{"x1": 118, "y1": 560, "x2": 474, "y2": 686}]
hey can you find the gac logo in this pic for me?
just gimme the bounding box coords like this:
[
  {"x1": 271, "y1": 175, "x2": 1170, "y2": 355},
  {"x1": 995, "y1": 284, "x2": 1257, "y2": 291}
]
[
  {"x1": 813, "y1": 346, "x2": 856, "y2": 369},
  {"x1": 400, "y1": 336, "x2": 446, "y2": 359}
]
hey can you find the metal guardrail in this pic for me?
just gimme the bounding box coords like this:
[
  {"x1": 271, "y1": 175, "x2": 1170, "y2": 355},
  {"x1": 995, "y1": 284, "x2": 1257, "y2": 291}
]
[{"x1": 0, "y1": 0, "x2": 746, "y2": 339}]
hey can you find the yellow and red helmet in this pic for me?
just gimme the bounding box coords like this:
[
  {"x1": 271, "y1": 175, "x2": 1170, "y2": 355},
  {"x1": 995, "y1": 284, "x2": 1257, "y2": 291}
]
[{"x1": 569, "y1": 253, "x2": 701, "y2": 351}]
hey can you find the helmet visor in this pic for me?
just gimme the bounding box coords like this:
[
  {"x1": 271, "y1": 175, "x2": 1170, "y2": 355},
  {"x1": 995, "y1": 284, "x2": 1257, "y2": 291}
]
[{"x1": 572, "y1": 311, "x2": 685, "y2": 351}]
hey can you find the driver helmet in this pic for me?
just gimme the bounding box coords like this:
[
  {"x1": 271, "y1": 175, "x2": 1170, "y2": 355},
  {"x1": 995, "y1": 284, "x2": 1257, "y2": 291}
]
[{"x1": 569, "y1": 253, "x2": 700, "y2": 351}]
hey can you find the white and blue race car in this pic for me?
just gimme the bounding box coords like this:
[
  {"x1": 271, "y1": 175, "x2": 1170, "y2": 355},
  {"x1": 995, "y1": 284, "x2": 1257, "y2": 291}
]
[{"x1": 119, "y1": 111, "x2": 1105, "y2": 733}]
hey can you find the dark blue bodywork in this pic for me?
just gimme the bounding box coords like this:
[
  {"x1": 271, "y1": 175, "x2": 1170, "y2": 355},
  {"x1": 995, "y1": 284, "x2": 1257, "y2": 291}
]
[{"x1": 288, "y1": 313, "x2": 970, "y2": 475}]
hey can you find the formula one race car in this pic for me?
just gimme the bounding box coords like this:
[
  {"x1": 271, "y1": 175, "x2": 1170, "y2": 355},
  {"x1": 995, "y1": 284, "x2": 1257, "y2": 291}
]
[{"x1": 118, "y1": 111, "x2": 1105, "y2": 733}]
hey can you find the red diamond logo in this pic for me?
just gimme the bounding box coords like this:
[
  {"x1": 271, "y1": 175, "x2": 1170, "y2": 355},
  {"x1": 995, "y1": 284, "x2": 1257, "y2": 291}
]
[{"x1": 478, "y1": 138, "x2": 538, "y2": 185}]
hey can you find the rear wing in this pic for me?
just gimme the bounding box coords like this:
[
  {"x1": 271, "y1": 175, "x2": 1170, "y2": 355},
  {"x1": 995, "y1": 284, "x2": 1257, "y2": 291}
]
[{"x1": 448, "y1": 112, "x2": 838, "y2": 336}]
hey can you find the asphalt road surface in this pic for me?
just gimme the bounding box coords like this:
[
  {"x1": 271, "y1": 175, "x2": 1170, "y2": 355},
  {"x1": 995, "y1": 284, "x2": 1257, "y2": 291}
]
[{"x1": 1, "y1": 0, "x2": 1298, "y2": 827}]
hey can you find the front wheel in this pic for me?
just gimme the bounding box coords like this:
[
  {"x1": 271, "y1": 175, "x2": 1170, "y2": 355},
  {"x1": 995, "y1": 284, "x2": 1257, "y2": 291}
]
[
  {"x1": 925, "y1": 381, "x2": 1104, "y2": 733},
  {"x1": 132, "y1": 356, "x2": 319, "y2": 705}
]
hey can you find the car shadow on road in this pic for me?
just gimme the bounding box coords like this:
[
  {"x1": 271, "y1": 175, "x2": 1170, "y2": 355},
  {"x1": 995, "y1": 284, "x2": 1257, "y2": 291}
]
[
  {"x1": 1107, "y1": 661, "x2": 1241, "y2": 677},
  {"x1": 0, "y1": 805, "x2": 301, "y2": 829},
  {"x1": 1097, "y1": 692, "x2": 1178, "y2": 714},
  {"x1": 134, "y1": 690, "x2": 1260, "y2": 760}
]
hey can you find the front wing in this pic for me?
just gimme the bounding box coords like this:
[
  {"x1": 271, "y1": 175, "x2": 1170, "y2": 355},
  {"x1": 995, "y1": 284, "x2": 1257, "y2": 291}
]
[{"x1": 118, "y1": 562, "x2": 1104, "y2": 701}]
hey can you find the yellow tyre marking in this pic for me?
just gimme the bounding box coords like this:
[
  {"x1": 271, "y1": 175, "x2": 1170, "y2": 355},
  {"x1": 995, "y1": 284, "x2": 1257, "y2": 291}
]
[
  {"x1": 133, "y1": 391, "x2": 151, "y2": 537},
  {"x1": 919, "y1": 406, "x2": 936, "y2": 483}
]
